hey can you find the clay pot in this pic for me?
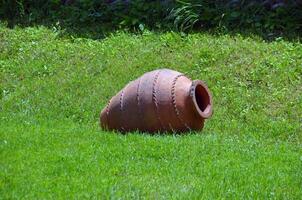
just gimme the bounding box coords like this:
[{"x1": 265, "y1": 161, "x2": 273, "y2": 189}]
[{"x1": 100, "y1": 69, "x2": 213, "y2": 133}]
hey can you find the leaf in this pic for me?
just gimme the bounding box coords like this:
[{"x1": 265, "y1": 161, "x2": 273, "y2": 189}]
[{"x1": 230, "y1": 11, "x2": 240, "y2": 18}]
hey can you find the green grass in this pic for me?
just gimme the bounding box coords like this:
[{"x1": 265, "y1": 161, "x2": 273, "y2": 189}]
[{"x1": 1, "y1": 25, "x2": 301, "y2": 199}]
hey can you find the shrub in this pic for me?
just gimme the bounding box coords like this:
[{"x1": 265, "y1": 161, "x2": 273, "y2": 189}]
[
  {"x1": 0, "y1": 0, "x2": 301, "y2": 35},
  {"x1": 168, "y1": 0, "x2": 302, "y2": 33}
]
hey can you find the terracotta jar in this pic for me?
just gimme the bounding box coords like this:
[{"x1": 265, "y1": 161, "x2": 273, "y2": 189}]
[{"x1": 100, "y1": 69, "x2": 213, "y2": 133}]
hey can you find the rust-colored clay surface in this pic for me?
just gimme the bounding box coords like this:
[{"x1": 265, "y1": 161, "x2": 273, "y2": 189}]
[{"x1": 100, "y1": 69, "x2": 213, "y2": 133}]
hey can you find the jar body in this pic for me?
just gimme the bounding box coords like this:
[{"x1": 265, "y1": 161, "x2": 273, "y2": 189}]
[{"x1": 100, "y1": 69, "x2": 213, "y2": 133}]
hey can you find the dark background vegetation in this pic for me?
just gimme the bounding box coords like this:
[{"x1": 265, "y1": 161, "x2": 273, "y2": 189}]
[{"x1": 1, "y1": 0, "x2": 302, "y2": 39}]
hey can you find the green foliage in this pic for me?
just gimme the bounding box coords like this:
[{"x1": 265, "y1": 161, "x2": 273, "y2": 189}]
[
  {"x1": 0, "y1": 0, "x2": 301, "y2": 35},
  {"x1": 0, "y1": 0, "x2": 173, "y2": 29},
  {"x1": 168, "y1": 1, "x2": 202, "y2": 32},
  {"x1": 168, "y1": 0, "x2": 302, "y2": 34},
  {"x1": 0, "y1": 26, "x2": 302, "y2": 198}
]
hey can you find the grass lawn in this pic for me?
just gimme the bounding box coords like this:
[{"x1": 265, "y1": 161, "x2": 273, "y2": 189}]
[{"x1": 0, "y1": 25, "x2": 301, "y2": 199}]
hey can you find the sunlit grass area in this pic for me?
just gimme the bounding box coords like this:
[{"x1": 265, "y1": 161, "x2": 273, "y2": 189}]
[{"x1": 1, "y1": 25, "x2": 301, "y2": 199}]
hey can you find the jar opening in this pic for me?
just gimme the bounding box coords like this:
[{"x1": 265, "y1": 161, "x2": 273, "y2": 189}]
[
  {"x1": 191, "y1": 80, "x2": 213, "y2": 119},
  {"x1": 195, "y1": 84, "x2": 210, "y2": 112}
]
